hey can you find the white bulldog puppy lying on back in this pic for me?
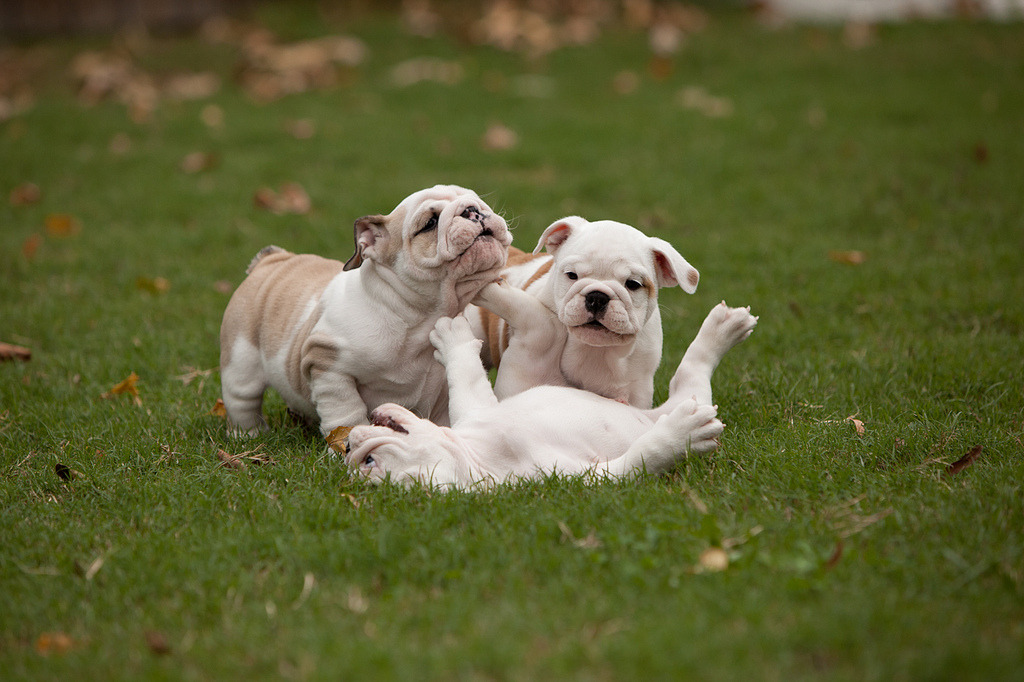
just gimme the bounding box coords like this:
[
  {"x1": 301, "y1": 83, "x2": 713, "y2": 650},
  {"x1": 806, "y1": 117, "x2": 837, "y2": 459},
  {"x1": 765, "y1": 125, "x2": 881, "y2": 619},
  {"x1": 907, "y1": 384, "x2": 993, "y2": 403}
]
[
  {"x1": 343, "y1": 302, "x2": 757, "y2": 489},
  {"x1": 467, "y1": 216, "x2": 700, "y2": 406},
  {"x1": 219, "y1": 185, "x2": 511, "y2": 435}
]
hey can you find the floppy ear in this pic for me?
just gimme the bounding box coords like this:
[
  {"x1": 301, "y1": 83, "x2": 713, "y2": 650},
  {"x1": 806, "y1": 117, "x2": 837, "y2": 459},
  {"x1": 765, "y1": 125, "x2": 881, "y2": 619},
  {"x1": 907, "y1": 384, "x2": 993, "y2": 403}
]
[
  {"x1": 533, "y1": 216, "x2": 587, "y2": 255},
  {"x1": 650, "y1": 237, "x2": 699, "y2": 293},
  {"x1": 343, "y1": 215, "x2": 388, "y2": 271}
]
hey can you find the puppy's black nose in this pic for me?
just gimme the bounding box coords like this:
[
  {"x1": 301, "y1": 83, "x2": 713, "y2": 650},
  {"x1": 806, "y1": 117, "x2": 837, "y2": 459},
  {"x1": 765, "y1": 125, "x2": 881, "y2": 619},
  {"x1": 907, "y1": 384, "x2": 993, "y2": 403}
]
[
  {"x1": 461, "y1": 206, "x2": 485, "y2": 223},
  {"x1": 585, "y1": 290, "x2": 610, "y2": 314}
]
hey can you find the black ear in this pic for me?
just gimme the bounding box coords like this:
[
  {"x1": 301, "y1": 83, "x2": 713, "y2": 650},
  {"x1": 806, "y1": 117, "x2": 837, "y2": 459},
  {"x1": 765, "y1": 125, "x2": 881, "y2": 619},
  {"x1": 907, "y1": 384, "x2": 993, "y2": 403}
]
[{"x1": 344, "y1": 215, "x2": 387, "y2": 271}]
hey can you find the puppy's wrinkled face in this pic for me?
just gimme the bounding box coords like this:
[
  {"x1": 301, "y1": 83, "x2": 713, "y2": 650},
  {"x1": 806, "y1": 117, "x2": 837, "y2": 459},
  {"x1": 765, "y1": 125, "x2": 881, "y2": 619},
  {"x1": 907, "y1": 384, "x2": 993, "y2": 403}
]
[
  {"x1": 346, "y1": 404, "x2": 465, "y2": 487},
  {"x1": 346, "y1": 185, "x2": 511, "y2": 284},
  {"x1": 537, "y1": 218, "x2": 699, "y2": 348}
]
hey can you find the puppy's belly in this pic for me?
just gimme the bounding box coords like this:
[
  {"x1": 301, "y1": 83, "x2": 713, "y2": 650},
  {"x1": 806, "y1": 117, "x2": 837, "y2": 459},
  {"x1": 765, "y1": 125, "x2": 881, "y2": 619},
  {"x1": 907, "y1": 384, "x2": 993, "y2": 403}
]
[
  {"x1": 263, "y1": 345, "x2": 317, "y2": 419},
  {"x1": 492, "y1": 387, "x2": 652, "y2": 463}
]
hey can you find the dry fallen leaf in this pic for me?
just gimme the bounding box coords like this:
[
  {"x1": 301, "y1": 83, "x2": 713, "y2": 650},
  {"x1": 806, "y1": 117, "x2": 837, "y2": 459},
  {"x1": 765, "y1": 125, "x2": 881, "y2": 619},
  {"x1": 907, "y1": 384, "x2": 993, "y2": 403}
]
[
  {"x1": 35, "y1": 631, "x2": 74, "y2": 656},
  {"x1": 217, "y1": 448, "x2": 246, "y2": 470},
  {"x1": 44, "y1": 213, "x2": 81, "y2": 237},
  {"x1": 946, "y1": 445, "x2": 983, "y2": 476},
  {"x1": 180, "y1": 151, "x2": 219, "y2": 174},
  {"x1": 846, "y1": 415, "x2": 866, "y2": 435},
  {"x1": 135, "y1": 276, "x2": 171, "y2": 295},
  {"x1": 253, "y1": 182, "x2": 311, "y2": 215},
  {"x1": 327, "y1": 425, "x2": 354, "y2": 454},
  {"x1": 101, "y1": 372, "x2": 141, "y2": 404},
  {"x1": 0, "y1": 342, "x2": 31, "y2": 361},
  {"x1": 209, "y1": 399, "x2": 227, "y2": 418},
  {"x1": 677, "y1": 86, "x2": 733, "y2": 118},
  {"x1": 163, "y1": 72, "x2": 221, "y2": 101},
  {"x1": 10, "y1": 181, "x2": 41, "y2": 206},
  {"x1": 144, "y1": 630, "x2": 172, "y2": 656},
  {"x1": 829, "y1": 250, "x2": 867, "y2": 265},
  {"x1": 697, "y1": 546, "x2": 729, "y2": 572},
  {"x1": 825, "y1": 539, "x2": 844, "y2": 570},
  {"x1": 21, "y1": 233, "x2": 42, "y2": 260},
  {"x1": 284, "y1": 118, "x2": 316, "y2": 139},
  {"x1": 482, "y1": 122, "x2": 518, "y2": 151}
]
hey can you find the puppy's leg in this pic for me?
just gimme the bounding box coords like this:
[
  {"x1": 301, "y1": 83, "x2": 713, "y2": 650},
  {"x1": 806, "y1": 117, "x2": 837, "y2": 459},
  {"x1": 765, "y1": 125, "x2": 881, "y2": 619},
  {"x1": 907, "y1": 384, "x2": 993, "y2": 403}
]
[
  {"x1": 302, "y1": 333, "x2": 372, "y2": 435},
  {"x1": 220, "y1": 348, "x2": 269, "y2": 436},
  {"x1": 430, "y1": 315, "x2": 499, "y2": 426},
  {"x1": 604, "y1": 399, "x2": 723, "y2": 478},
  {"x1": 474, "y1": 281, "x2": 566, "y2": 398},
  {"x1": 666, "y1": 302, "x2": 757, "y2": 407}
]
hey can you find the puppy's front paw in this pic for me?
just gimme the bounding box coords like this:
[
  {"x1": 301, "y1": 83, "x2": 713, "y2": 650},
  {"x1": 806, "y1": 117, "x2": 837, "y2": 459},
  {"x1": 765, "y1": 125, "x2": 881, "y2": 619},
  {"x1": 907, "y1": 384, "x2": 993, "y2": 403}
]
[{"x1": 704, "y1": 302, "x2": 758, "y2": 350}]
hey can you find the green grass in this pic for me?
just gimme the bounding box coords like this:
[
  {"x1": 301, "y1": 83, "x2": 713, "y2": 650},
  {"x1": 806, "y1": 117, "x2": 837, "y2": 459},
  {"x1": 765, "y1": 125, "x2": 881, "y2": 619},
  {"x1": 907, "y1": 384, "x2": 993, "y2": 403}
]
[{"x1": 2, "y1": 7, "x2": 1023, "y2": 680}]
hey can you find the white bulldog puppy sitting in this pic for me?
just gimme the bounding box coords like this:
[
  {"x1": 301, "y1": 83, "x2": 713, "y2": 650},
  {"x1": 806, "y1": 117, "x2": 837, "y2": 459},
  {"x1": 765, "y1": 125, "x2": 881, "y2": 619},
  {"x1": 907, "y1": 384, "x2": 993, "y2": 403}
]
[
  {"x1": 219, "y1": 185, "x2": 512, "y2": 435},
  {"x1": 343, "y1": 303, "x2": 757, "y2": 489},
  {"x1": 467, "y1": 216, "x2": 700, "y2": 406}
]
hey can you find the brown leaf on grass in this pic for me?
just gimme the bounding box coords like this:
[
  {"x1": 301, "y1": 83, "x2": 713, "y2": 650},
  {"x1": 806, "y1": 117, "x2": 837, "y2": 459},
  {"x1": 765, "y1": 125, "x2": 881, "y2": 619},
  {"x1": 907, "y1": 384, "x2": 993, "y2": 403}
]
[
  {"x1": 829, "y1": 250, "x2": 866, "y2": 265},
  {"x1": 401, "y1": 0, "x2": 441, "y2": 37},
  {"x1": 135, "y1": 276, "x2": 171, "y2": 295},
  {"x1": 44, "y1": 213, "x2": 81, "y2": 238},
  {"x1": 946, "y1": 445, "x2": 983, "y2": 476},
  {"x1": 144, "y1": 630, "x2": 172, "y2": 656},
  {"x1": 163, "y1": 72, "x2": 221, "y2": 101},
  {"x1": 0, "y1": 342, "x2": 31, "y2": 361},
  {"x1": 481, "y1": 122, "x2": 518, "y2": 151},
  {"x1": 180, "y1": 151, "x2": 219, "y2": 174},
  {"x1": 218, "y1": 446, "x2": 274, "y2": 470},
  {"x1": 677, "y1": 86, "x2": 733, "y2": 118},
  {"x1": 34, "y1": 631, "x2": 74, "y2": 656},
  {"x1": 237, "y1": 35, "x2": 367, "y2": 103},
  {"x1": 284, "y1": 118, "x2": 316, "y2": 139},
  {"x1": 10, "y1": 181, "x2": 41, "y2": 206},
  {"x1": 253, "y1": 183, "x2": 311, "y2": 215},
  {"x1": 825, "y1": 539, "x2": 844, "y2": 570},
  {"x1": 327, "y1": 425, "x2": 354, "y2": 455},
  {"x1": 101, "y1": 372, "x2": 141, "y2": 404},
  {"x1": 217, "y1": 448, "x2": 246, "y2": 470},
  {"x1": 22, "y1": 233, "x2": 42, "y2": 260},
  {"x1": 209, "y1": 399, "x2": 227, "y2": 418},
  {"x1": 697, "y1": 546, "x2": 729, "y2": 572},
  {"x1": 846, "y1": 415, "x2": 866, "y2": 435}
]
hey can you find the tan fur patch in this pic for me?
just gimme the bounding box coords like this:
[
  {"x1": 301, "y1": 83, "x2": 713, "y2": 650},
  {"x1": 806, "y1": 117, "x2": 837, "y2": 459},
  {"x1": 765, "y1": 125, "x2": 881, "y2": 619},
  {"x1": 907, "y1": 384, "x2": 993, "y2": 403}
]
[
  {"x1": 687, "y1": 268, "x2": 699, "y2": 289},
  {"x1": 221, "y1": 250, "x2": 343, "y2": 372},
  {"x1": 505, "y1": 246, "x2": 544, "y2": 268},
  {"x1": 523, "y1": 259, "x2": 553, "y2": 290}
]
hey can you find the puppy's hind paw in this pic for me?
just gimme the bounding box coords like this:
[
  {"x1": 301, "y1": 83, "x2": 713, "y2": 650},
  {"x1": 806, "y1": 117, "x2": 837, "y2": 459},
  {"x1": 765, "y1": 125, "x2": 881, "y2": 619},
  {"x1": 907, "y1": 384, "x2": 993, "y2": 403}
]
[{"x1": 430, "y1": 315, "x2": 481, "y2": 359}]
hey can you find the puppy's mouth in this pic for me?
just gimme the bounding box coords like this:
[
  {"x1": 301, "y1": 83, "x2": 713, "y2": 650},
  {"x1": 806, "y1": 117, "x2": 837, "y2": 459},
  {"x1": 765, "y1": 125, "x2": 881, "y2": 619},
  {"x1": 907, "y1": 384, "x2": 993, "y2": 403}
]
[
  {"x1": 569, "y1": 318, "x2": 633, "y2": 346},
  {"x1": 371, "y1": 411, "x2": 408, "y2": 434}
]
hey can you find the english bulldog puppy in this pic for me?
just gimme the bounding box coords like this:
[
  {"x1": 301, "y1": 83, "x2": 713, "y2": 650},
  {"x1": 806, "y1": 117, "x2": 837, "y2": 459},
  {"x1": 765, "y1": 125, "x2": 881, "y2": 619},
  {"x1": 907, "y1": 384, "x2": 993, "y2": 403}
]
[
  {"x1": 219, "y1": 185, "x2": 512, "y2": 435},
  {"x1": 344, "y1": 303, "x2": 757, "y2": 489},
  {"x1": 467, "y1": 216, "x2": 700, "y2": 406}
]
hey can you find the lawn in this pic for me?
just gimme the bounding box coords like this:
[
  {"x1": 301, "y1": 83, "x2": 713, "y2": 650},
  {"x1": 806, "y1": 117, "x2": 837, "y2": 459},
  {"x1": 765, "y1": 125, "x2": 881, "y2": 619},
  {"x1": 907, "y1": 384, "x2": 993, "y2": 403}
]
[{"x1": 2, "y1": 4, "x2": 1023, "y2": 680}]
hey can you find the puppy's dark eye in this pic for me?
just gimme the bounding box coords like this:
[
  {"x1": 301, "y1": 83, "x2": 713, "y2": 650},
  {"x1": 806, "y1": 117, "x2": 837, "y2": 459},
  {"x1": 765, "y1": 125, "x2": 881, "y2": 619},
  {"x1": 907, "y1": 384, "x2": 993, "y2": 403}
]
[
  {"x1": 625, "y1": 279, "x2": 642, "y2": 291},
  {"x1": 416, "y1": 213, "x2": 439, "y2": 236},
  {"x1": 566, "y1": 271, "x2": 578, "y2": 281},
  {"x1": 364, "y1": 454, "x2": 375, "y2": 467}
]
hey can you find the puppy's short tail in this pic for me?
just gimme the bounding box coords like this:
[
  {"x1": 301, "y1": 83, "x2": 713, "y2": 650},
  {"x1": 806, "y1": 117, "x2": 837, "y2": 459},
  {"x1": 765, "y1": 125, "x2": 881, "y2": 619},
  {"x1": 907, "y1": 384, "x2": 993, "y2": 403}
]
[{"x1": 247, "y1": 245, "x2": 286, "y2": 274}]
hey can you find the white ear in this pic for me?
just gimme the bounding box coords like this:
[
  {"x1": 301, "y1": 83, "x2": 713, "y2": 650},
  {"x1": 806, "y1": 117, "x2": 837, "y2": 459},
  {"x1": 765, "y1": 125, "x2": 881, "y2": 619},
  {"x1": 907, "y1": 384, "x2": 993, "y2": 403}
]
[
  {"x1": 650, "y1": 237, "x2": 699, "y2": 293},
  {"x1": 344, "y1": 215, "x2": 388, "y2": 271},
  {"x1": 533, "y1": 216, "x2": 588, "y2": 255}
]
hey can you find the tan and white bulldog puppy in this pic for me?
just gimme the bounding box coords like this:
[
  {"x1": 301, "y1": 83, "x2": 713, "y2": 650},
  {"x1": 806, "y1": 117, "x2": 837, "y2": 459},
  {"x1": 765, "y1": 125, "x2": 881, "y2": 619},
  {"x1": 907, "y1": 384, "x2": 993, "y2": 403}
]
[
  {"x1": 219, "y1": 185, "x2": 512, "y2": 435},
  {"x1": 344, "y1": 303, "x2": 757, "y2": 489},
  {"x1": 468, "y1": 216, "x2": 700, "y2": 406}
]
